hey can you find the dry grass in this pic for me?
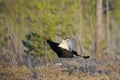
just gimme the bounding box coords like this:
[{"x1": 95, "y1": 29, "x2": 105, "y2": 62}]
[
  {"x1": 0, "y1": 59, "x2": 120, "y2": 80},
  {"x1": 32, "y1": 59, "x2": 120, "y2": 80},
  {"x1": 0, "y1": 62, "x2": 32, "y2": 80}
]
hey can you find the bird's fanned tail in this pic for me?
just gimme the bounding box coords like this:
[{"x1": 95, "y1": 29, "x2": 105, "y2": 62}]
[{"x1": 78, "y1": 55, "x2": 90, "y2": 59}]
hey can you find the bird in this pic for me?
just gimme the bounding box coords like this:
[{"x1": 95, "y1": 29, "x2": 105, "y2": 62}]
[{"x1": 45, "y1": 37, "x2": 89, "y2": 59}]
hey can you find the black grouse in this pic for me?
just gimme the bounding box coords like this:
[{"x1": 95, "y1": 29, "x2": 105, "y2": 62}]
[{"x1": 45, "y1": 37, "x2": 89, "y2": 59}]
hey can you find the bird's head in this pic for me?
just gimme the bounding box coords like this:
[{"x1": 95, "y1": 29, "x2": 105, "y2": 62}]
[{"x1": 45, "y1": 37, "x2": 50, "y2": 42}]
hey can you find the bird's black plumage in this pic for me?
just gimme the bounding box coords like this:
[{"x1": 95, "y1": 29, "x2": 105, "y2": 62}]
[{"x1": 45, "y1": 37, "x2": 89, "y2": 59}]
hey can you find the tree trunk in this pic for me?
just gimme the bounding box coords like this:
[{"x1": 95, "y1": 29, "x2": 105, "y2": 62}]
[
  {"x1": 95, "y1": 0, "x2": 103, "y2": 59},
  {"x1": 106, "y1": 0, "x2": 110, "y2": 53}
]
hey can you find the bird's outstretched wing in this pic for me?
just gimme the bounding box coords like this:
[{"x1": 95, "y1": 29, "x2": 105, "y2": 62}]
[
  {"x1": 58, "y1": 38, "x2": 77, "y2": 52},
  {"x1": 58, "y1": 39, "x2": 69, "y2": 50},
  {"x1": 66, "y1": 39, "x2": 77, "y2": 52}
]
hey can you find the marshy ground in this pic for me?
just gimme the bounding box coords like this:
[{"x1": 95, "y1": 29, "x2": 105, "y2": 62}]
[{"x1": 0, "y1": 54, "x2": 120, "y2": 80}]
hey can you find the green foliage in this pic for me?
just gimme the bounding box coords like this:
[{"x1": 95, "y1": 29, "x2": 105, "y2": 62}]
[
  {"x1": 23, "y1": 32, "x2": 44, "y2": 57},
  {"x1": 112, "y1": 0, "x2": 120, "y2": 23},
  {"x1": 102, "y1": 39, "x2": 107, "y2": 50},
  {"x1": 82, "y1": 34, "x2": 92, "y2": 52}
]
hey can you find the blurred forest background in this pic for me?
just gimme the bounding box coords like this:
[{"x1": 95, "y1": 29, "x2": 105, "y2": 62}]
[
  {"x1": 0, "y1": 0, "x2": 120, "y2": 66},
  {"x1": 0, "y1": 0, "x2": 120, "y2": 80}
]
